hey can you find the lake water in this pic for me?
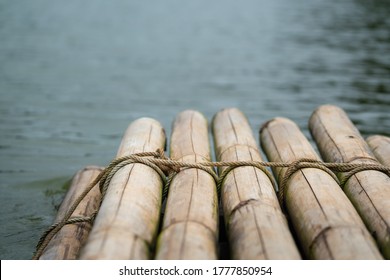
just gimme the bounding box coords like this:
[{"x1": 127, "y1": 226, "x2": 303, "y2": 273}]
[{"x1": 0, "y1": 0, "x2": 389, "y2": 259}]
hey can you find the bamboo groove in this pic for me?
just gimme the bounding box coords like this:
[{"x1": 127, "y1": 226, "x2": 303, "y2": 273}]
[
  {"x1": 39, "y1": 166, "x2": 103, "y2": 259},
  {"x1": 367, "y1": 135, "x2": 390, "y2": 167},
  {"x1": 155, "y1": 110, "x2": 218, "y2": 259},
  {"x1": 213, "y1": 108, "x2": 301, "y2": 259},
  {"x1": 309, "y1": 105, "x2": 390, "y2": 259},
  {"x1": 260, "y1": 117, "x2": 382, "y2": 259},
  {"x1": 79, "y1": 118, "x2": 166, "y2": 259}
]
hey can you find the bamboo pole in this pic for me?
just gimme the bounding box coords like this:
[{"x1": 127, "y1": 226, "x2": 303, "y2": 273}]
[
  {"x1": 309, "y1": 105, "x2": 390, "y2": 259},
  {"x1": 260, "y1": 117, "x2": 382, "y2": 259},
  {"x1": 79, "y1": 118, "x2": 166, "y2": 259},
  {"x1": 39, "y1": 166, "x2": 103, "y2": 259},
  {"x1": 213, "y1": 108, "x2": 300, "y2": 259},
  {"x1": 155, "y1": 110, "x2": 218, "y2": 259},
  {"x1": 367, "y1": 135, "x2": 390, "y2": 167}
]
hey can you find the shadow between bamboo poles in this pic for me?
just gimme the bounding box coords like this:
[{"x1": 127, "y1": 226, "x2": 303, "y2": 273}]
[
  {"x1": 213, "y1": 108, "x2": 301, "y2": 260},
  {"x1": 39, "y1": 166, "x2": 103, "y2": 260},
  {"x1": 155, "y1": 110, "x2": 218, "y2": 260},
  {"x1": 260, "y1": 117, "x2": 382, "y2": 259},
  {"x1": 309, "y1": 105, "x2": 390, "y2": 259},
  {"x1": 367, "y1": 135, "x2": 390, "y2": 167},
  {"x1": 79, "y1": 118, "x2": 166, "y2": 259}
]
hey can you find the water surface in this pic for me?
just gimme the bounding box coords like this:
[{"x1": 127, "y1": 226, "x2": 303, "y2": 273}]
[{"x1": 0, "y1": 0, "x2": 389, "y2": 259}]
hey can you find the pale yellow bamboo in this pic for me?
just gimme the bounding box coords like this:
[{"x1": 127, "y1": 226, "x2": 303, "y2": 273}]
[
  {"x1": 212, "y1": 108, "x2": 300, "y2": 259},
  {"x1": 79, "y1": 118, "x2": 166, "y2": 259},
  {"x1": 260, "y1": 117, "x2": 382, "y2": 259},
  {"x1": 309, "y1": 105, "x2": 390, "y2": 259},
  {"x1": 39, "y1": 166, "x2": 103, "y2": 259},
  {"x1": 155, "y1": 110, "x2": 218, "y2": 259},
  {"x1": 367, "y1": 135, "x2": 390, "y2": 167}
]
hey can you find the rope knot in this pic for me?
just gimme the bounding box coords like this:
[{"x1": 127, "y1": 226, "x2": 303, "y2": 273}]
[{"x1": 154, "y1": 148, "x2": 180, "y2": 174}]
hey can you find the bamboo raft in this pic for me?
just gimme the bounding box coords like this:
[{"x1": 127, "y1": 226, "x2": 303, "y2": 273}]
[{"x1": 35, "y1": 105, "x2": 390, "y2": 260}]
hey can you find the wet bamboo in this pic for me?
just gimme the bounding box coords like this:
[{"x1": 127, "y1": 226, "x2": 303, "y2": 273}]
[
  {"x1": 155, "y1": 110, "x2": 218, "y2": 259},
  {"x1": 39, "y1": 166, "x2": 103, "y2": 259},
  {"x1": 309, "y1": 104, "x2": 390, "y2": 259},
  {"x1": 261, "y1": 117, "x2": 382, "y2": 259},
  {"x1": 213, "y1": 108, "x2": 300, "y2": 259},
  {"x1": 79, "y1": 118, "x2": 166, "y2": 259},
  {"x1": 367, "y1": 135, "x2": 390, "y2": 167}
]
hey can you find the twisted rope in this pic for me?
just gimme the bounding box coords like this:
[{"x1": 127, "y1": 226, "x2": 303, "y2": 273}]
[{"x1": 33, "y1": 149, "x2": 390, "y2": 259}]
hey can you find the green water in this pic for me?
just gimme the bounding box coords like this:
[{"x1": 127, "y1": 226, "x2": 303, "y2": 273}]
[{"x1": 0, "y1": 0, "x2": 389, "y2": 259}]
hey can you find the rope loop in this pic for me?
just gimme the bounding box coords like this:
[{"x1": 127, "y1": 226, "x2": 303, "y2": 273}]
[
  {"x1": 35, "y1": 215, "x2": 95, "y2": 252},
  {"x1": 99, "y1": 155, "x2": 169, "y2": 198},
  {"x1": 338, "y1": 164, "x2": 390, "y2": 187},
  {"x1": 165, "y1": 165, "x2": 219, "y2": 199},
  {"x1": 33, "y1": 149, "x2": 170, "y2": 260},
  {"x1": 217, "y1": 164, "x2": 278, "y2": 198},
  {"x1": 278, "y1": 158, "x2": 340, "y2": 209}
]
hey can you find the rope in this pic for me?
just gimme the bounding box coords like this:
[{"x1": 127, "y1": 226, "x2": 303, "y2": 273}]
[
  {"x1": 32, "y1": 149, "x2": 390, "y2": 259},
  {"x1": 217, "y1": 164, "x2": 278, "y2": 198},
  {"x1": 277, "y1": 158, "x2": 341, "y2": 208},
  {"x1": 35, "y1": 215, "x2": 95, "y2": 252}
]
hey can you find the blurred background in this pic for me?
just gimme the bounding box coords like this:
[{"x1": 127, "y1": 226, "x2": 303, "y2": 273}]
[{"x1": 0, "y1": 0, "x2": 389, "y2": 259}]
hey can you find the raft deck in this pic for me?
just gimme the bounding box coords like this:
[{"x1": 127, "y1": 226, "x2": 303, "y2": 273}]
[{"x1": 35, "y1": 105, "x2": 390, "y2": 260}]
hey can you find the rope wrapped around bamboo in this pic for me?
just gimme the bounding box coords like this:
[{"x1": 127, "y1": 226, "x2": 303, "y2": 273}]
[
  {"x1": 260, "y1": 117, "x2": 382, "y2": 259},
  {"x1": 38, "y1": 166, "x2": 103, "y2": 260},
  {"x1": 309, "y1": 105, "x2": 390, "y2": 259},
  {"x1": 213, "y1": 108, "x2": 301, "y2": 260},
  {"x1": 79, "y1": 118, "x2": 166, "y2": 260},
  {"x1": 155, "y1": 110, "x2": 219, "y2": 260},
  {"x1": 33, "y1": 139, "x2": 390, "y2": 259}
]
